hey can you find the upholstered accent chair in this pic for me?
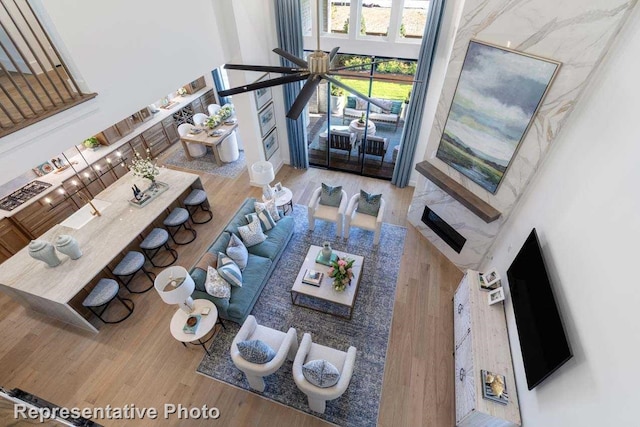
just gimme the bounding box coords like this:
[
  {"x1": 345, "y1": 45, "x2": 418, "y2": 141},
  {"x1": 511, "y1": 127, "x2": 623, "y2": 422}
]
[
  {"x1": 218, "y1": 130, "x2": 240, "y2": 163},
  {"x1": 359, "y1": 135, "x2": 389, "y2": 166},
  {"x1": 329, "y1": 131, "x2": 354, "y2": 161},
  {"x1": 177, "y1": 123, "x2": 207, "y2": 158},
  {"x1": 345, "y1": 193, "x2": 385, "y2": 245},
  {"x1": 207, "y1": 104, "x2": 221, "y2": 116},
  {"x1": 192, "y1": 113, "x2": 209, "y2": 126},
  {"x1": 230, "y1": 315, "x2": 298, "y2": 392},
  {"x1": 307, "y1": 186, "x2": 348, "y2": 237},
  {"x1": 292, "y1": 333, "x2": 357, "y2": 414}
]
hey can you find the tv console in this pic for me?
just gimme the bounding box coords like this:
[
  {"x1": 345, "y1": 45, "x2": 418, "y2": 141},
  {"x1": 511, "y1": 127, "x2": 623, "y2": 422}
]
[{"x1": 454, "y1": 270, "x2": 521, "y2": 426}]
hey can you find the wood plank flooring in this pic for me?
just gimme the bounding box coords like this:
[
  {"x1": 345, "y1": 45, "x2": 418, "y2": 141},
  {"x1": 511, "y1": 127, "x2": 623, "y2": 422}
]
[{"x1": 0, "y1": 154, "x2": 462, "y2": 426}]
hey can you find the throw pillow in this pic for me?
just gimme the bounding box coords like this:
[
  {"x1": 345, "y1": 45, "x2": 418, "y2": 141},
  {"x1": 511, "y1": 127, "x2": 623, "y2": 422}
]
[
  {"x1": 217, "y1": 252, "x2": 243, "y2": 287},
  {"x1": 226, "y1": 233, "x2": 248, "y2": 270},
  {"x1": 255, "y1": 199, "x2": 280, "y2": 222},
  {"x1": 355, "y1": 97, "x2": 368, "y2": 110},
  {"x1": 346, "y1": 96, "x2": 356, "y2": 109},
  {"x1": 390, "y1": 101, "x2": 403, "y2": 115},
  {"x1": 237, "y1": 339, "x2": 276, "y2": 364},
  {"x1": 319, "y1": 183, "x2": 342, "y2": 207},
  {"x1": 302, "y1": 359, "x2": 340, "y2": 388},
  {"x1": 246, "y1": 208, "x2": 275, "y2": 232},
  {"x1": 378, "y1": 99, "x2": 393, "y2": 112},
  {"x1": 205, "y1": 266, "x2": 231, "y2": 299},
  {"x1": 356, "y1": 189, "x2": 382, "y2": 216},
  {"x1": 238, "y1": 215, "x2": 267, "y2": 247}
]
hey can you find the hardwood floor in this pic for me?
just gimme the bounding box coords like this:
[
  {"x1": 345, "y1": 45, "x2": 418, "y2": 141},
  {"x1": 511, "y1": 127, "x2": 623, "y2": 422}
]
[{"x1": 0, "y1": 158, "x2": 462, "y2": 426}]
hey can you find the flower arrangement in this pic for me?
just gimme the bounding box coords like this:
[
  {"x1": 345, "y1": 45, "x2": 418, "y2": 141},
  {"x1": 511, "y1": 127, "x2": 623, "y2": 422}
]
[
  {"x1": 327, "y1": 256, "x2": 355, "y2": 292},
  {"x1": 205, "y1": 103, "x2": 235, "y2": 129},
  {"x1": 177, "y1": 87, "x2": 187, "y2": 96},
  {"x1": 130, "y1": 150, "x2": 159, "y2": 183}
]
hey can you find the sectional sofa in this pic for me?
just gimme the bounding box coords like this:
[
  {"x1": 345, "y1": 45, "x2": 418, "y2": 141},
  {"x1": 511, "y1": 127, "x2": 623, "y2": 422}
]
[
  {"x1": 342, "y1": 96, "x2": 403, "y2": 130},
  {"x1": 190, "y1": 198, "x2": 294, "y2": 324}
]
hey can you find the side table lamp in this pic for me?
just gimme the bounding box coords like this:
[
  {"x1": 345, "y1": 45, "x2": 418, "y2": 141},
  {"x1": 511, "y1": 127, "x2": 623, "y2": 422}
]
[
  {"x1": 154, "y1": 266, "x2": 195, "y2": 313},
  {"x1": 251, "y1": 161, "x2": 275, "y2": 200}
]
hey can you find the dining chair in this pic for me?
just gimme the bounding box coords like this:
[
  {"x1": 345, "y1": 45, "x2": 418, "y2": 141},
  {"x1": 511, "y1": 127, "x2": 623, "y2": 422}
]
[
  {"x1": 207, "y1": 104, "x2": 221, "y2": 116},
  {"x1": 193, "y1": 113, "x2": 208, "y2": 126},
  {"x1": 177, "y1": 123, "x2": 207, "y2": 158}
]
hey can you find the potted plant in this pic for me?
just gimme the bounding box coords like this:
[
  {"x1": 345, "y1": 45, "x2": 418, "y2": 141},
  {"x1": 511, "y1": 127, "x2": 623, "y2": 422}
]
[
  {"x1": 83, "y1": 136, "x2": 101, "y2": 151},
  {"x1": 330, "y1": 85, "x2": 345, "y2": 115}
]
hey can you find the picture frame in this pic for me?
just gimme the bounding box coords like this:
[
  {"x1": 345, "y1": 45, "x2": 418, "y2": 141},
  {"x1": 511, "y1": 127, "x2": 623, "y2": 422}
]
[
  {"x1": 436, "y1": 40, "x2": 561, "y2": 194},
  {"x1": 32, "y1": 161, "x2": 54, "y2": 177},
  {"x1": 274, "y1": 182, "x2": 283, "y2": 193},
  {"x1": 262, "y1": 127, "x2": 279, "y2": 161},
  {"x1": 481, "y1": 370, "x2": 509, "y2": 405},
  {"x1": 258, "y1": 102, "x2": 276, "y2": 138},
  {"x1": 480, "y1": 268, "x2": 501, "y2": 291},
  {"x1": 488, "y1": 287, "x2": 505, "y2": 305},
  {"x1": 254, "y1": 73, "x2": 272, "y2": 110}
]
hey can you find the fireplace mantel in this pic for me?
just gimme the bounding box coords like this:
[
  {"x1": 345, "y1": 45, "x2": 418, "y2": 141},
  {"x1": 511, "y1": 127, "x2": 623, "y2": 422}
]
[{"x1": 415, "y1": 161, "x2": 501, "y2": 223}]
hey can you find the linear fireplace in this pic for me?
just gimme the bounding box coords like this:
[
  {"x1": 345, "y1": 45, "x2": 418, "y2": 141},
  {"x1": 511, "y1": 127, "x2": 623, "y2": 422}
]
[{"x1": 421, "y1": 206, "x2": 466, "y2": 253}]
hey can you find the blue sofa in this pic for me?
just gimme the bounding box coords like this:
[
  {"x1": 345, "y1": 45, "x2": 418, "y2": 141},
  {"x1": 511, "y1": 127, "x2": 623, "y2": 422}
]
[{"x1": 190, "y1": 198, "x2": 294, "y2": 324}]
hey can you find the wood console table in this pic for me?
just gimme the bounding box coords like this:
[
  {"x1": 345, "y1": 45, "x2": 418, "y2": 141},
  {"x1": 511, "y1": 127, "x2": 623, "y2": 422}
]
[{"x1": 0, "y1": 169, "x2": 203, "y2": 332}]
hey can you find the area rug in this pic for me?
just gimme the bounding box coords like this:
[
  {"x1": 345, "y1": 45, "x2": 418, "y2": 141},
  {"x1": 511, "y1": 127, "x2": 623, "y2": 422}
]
[
  {"x1": 163, "y1": 147, "x2": 246, "y2": 178},
  {"x1": 197, "y1": 204, "x2": 407, "y2": 427}
]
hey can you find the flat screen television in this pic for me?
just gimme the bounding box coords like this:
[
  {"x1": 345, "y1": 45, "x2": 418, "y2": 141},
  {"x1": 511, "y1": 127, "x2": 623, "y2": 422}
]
[{"x1": 507, "y1": 229, "x2": 572, "y2": 390}]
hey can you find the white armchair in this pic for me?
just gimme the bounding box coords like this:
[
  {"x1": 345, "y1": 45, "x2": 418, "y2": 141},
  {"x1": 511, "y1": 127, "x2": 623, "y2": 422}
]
[
  {"x1": 207, "y1": 104, "x2": 221, "y2": 116},
  {"x1": 230, "y1": 315, "x2": 298, "y2": 392},
  {"x1": 345, "y1": 193, "x2": 385, "y2": 245},
  {"x1": 177, "y1": 123, "x2": 207, "y2": 158},
  {"x1": 193, "y1": 113, "x2": 208, "y2": 126},
  {"x1": 292, "y1": 333, "x2": 357, "y2": 414},
  {"x1": 307, "y1": 187, "x2": 348, "y2": 237},
  {"x1": 218, "y1": 130, "x2": 240, "y2": 162}
]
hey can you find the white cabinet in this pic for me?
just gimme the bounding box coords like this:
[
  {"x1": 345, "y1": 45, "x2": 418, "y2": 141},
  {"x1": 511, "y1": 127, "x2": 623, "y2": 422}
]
[{"x1": 453, "y1": 270, "x2": 521, "y2": 427}]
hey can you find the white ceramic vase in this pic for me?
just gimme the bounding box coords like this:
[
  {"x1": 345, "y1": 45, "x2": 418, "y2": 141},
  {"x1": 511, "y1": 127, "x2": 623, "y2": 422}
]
[
  {"x1": 28, "y1": 240, "x2": 61, "y2": 267},
  {"x1": 55, "y1": 235, "x2": 82, "y2": 260}
]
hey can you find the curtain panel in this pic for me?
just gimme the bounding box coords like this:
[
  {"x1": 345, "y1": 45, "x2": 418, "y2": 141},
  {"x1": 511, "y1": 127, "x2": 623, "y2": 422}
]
[
  {"x1": 392, "y1": 0, "x2": 447, "y2": 187},
  {"x1": 274, "y1": 0, "x2": 308, "y2": 168}
]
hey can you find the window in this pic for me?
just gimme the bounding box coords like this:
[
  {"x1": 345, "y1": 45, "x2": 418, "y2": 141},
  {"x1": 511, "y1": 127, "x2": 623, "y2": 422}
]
[
  {"x1": 360, "y1": 1, "x2": 392, "y2": 38},
  {"x1": 301, "y1": 0, "x2": 312, "y2": 36},
  {"x1": 322, "y1": 0, "x2": 350, "y2": 35},
  {"x1": 400, "y1": 0, "x2": 430, "y2": 39}
]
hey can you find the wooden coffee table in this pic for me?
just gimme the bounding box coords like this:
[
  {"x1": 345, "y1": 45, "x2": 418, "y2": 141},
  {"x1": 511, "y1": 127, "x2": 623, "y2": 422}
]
[{"x1": 290, "y1": 245, "x2": 364, "y2": 319}]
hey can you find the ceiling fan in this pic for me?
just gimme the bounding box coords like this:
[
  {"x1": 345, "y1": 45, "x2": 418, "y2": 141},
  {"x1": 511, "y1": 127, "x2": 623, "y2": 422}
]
[{"x1": 218, "y1": 0, "x2": 402, "y2": 120}]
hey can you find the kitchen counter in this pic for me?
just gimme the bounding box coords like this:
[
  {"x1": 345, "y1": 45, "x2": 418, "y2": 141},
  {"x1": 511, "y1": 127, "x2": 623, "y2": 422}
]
[{"x1": 0, "y1": 86, "x2": 214, "y2": 221}]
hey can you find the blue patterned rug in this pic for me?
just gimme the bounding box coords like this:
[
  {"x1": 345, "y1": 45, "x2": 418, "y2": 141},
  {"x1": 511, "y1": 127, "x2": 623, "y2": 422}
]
[
  {"x1": 196, "y1": 204, "x2": 406, "y2": 427},
  {"x1": 163, "y1": 147, "x2": 246, "y2": 178}
]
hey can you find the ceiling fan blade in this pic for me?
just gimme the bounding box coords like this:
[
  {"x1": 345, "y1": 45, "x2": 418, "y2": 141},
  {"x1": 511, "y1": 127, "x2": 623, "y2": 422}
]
[
  {"x1": 225, "y1": 64, "x2": 304, "y2": 74},
  {"x1": 329, "y1": 47, "x2": 340, "y2": 65},
  {"x1": 324, "y1": 75, "x2": 391, "y2": 112},
  {"x1": 218, "y1": 73, "x2": 309, "y2": 97},
  {"x1": 273, "y1": 48, "x2": 308, "y2": 67},
  {"x1": 286, "y1": 75, "x2": 322, "y2": 120}
]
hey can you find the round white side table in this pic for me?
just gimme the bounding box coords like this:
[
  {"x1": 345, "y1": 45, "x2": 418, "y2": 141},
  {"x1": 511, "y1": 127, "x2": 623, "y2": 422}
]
[
  {"x1": 263, "y1": 187, "x2": 294, "y2": 216},
  {"x1": 169, "y1": 299, "x2": 224, "y2": 356}
]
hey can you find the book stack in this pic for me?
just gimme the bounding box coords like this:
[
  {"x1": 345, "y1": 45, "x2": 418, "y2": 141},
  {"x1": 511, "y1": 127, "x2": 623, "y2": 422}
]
[
  {"x1": 302, "y1": 269, "x2": 323, "y2": 287},
  {"x1": 183, "y1": 314, "x2": 201, "y2": 335}
]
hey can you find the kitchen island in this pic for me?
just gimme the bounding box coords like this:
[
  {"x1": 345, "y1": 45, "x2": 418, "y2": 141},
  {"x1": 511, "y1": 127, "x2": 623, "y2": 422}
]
[{"x1": 0, "y1": 168, "x2": 204, "y2": 332}]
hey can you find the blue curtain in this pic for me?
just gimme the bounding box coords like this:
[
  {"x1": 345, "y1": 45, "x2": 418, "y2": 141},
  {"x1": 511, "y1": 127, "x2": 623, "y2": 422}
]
[
  {"x1": 212, "y1": 68, "x2": 230, "y2": 106},
  {"x1": 274, "y1": 0, "x2": 308, "y2": 168},
  {"x1": 392, "y1": 0, "x2": 446, "y2": 187}
]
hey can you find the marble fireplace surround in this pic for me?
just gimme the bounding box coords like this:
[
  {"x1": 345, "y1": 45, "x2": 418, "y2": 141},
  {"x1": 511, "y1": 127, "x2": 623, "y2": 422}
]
[{"x1": 408, "y1": 0, "x2": 637, "y2": 270}]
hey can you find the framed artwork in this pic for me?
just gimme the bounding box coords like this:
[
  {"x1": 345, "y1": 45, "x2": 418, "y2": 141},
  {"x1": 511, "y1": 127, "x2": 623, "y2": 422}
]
[
  {"x1": 274, "y1": 182, "x2": 283, "y2": 193},
  {"x1": 488, "y1": 287, "x2": 505, "y2": 305},
  {"x1": 436, "y1": 40, "x2": 560, "y2": 194},
  {"x1": 33, "y1": 161, "x2": 54, "y2": 177},
  {"x1": 258, "y1": 102, "x2": 276, "y2": 137},
  {"x1": 254, "y1": 73, "x2": 272, "y2": 110},
  {"x1": 262, "y1": 128, "x2": 279, "y2": 161}
]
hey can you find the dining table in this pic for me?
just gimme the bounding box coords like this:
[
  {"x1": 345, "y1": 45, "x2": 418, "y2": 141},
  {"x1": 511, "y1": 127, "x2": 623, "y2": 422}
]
[{"x1": 180, "y1": 121, "x2": 239, "y2": 165}]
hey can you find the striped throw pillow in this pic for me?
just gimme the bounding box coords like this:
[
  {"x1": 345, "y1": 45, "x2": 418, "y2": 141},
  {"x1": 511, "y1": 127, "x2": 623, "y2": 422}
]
[
  {"x1": 217, "y1": 252, "x2": 243, "y2": 287},
  {"x1": 245, "y1": 209, "x2": 275, "y2": 232}
]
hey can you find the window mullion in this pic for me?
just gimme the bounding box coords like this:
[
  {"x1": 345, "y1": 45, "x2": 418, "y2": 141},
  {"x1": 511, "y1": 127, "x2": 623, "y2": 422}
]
[
  {"x1": 388, "y1": 0, "x2": 406, "y2": 42},
  {"x1": 350, "y1": 0, "x2": 360, "y2": 40}
]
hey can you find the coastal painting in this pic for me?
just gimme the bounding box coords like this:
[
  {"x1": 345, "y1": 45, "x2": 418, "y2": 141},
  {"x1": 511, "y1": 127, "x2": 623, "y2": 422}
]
[{"x1": 436, "y1": 40, "x2": 560, "y2": 193}]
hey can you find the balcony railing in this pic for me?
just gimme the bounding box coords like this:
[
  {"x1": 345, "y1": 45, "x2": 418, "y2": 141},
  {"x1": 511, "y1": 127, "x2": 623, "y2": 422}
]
[{"x1": 0, "y1": 0, "x2": 96, "y2": 138}]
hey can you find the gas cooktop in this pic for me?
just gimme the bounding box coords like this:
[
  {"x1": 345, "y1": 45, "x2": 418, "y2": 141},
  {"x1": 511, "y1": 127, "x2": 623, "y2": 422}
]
[{"x1": 0, "y1": 180, "x2": 53, "y2": 212}]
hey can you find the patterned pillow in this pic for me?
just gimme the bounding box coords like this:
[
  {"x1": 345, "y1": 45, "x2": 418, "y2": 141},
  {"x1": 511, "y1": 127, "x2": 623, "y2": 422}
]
[
  {"x1": 205, "y1": 266, "x2": 231, "y2": 299},
  {"x1": 238, "y1": 215, "x2": 267, "y2": 247},
  {"x1": 237, "y1": 339, "x2": 276, "y2": 364},
  {"x1": 246, "y1": 208, "x2": 275, "y2": 232},
  {"x1": 255, "y1": 199, "x2": 280, "y2": 222},
  {"x1": 226, "y1": 233, "x2": 248, "y2": 270},
  {"x1": 355, "y1": 97, "x2": 368, "y2": 110},
  {"x1": 319, "y1": 183, "x2": 342, "y2": 207},
  {"x1": 356, "y1": 189, "x2": 381, "y2": 216},
  {"x1": 302, "y1": 359, "x2": 340, "y2": 388},
  {"x1": 217, "y1": 252, "x2": 243, "y2": 287}
]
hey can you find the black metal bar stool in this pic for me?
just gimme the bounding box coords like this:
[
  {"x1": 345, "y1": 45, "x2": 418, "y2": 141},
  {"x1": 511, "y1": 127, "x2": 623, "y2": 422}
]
[
  {"x1": 112, "y1": 251, "x2": 155, "y2": 293},
  {"x1": 163, "y1": 207, "x2": 197, "y2": 245},
  {"x1": 183, "y1": 189, "x2": 213, "y2": 224},
  {"x1": 140, "y1": 228, "x2": 178, "y2": 268},
  {"x1": 83, "y1": 278, "x2": 134, "y2": 324}
]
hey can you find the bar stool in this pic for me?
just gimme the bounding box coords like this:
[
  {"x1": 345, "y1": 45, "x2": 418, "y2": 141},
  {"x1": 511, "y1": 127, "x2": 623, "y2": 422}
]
[
  {"x1": 112, "y1": 251, "x2": 156, "y2": 293},
  {"x1": 183, "y1": 189, "x2": 213, "y2": 224},
  {"x1": 163, "y1": 207, "x2": 197, "y2": 245},
  {"x1": 140, "y1": 228, "x2": 178, "y2": 268},
  {"x1": 83, "y1": 278, "x2": 134, "y2": 324}
]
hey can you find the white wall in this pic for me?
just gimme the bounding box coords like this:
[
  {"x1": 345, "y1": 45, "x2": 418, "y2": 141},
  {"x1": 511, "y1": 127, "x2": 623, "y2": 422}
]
[
  {"x1": 481, "y1": 4, "x2": 640, "y2": 425},
  {"x1": 0, "y1": 0, "x2": 226, "y2": 185}
]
